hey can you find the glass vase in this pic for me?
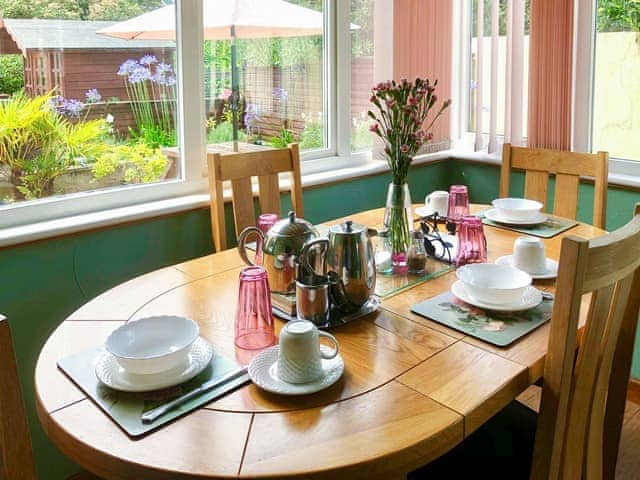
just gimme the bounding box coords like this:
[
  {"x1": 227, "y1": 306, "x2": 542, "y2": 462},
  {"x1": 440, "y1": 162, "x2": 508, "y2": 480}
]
[{"x1": 383, "y1": 182, "x2": 412, "y2": 269}]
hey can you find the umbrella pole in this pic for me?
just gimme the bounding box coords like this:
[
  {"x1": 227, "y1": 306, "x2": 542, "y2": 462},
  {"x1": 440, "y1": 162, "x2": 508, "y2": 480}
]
[{"x1": 230, "y1": 25, "x2": 239, "y2": 152}]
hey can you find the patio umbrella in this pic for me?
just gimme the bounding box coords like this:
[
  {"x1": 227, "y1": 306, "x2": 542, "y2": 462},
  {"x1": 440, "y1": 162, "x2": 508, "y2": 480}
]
[{"x1": 97, "y1": 0, "x2": 325, "y2": 150}]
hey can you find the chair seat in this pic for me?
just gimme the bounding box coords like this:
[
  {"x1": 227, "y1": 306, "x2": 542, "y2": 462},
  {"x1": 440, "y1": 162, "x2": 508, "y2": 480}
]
[{"x1": 409, "y1": 401, "x2": 537, "y2": 479}]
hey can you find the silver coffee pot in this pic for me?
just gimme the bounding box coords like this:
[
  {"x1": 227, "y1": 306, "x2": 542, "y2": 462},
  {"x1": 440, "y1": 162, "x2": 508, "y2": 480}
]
[{"x1": 301, "y1": 220, "x2": 376, "y2": 310}]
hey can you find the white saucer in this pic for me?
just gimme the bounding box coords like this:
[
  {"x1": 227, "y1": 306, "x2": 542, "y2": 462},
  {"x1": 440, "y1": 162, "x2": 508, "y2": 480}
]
[
  {"x1": 495, "y1": 255, "x2": 559, "y2": 280},
  {"x1": 95, "y1": 337, "x2": 213, "y2": 392},
  {"x1": 451, "y1": 280, "x2": 543, "y2": 312},
  {"x1": 248, "y1": 345, "x2": 344, "y2": 396},
  {"x1": 485, "y1": 208, "x2": 547, "y2": 226}
]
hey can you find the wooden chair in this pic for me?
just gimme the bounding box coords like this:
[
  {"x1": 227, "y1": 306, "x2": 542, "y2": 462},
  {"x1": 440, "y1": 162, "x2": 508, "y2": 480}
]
[
  {"x1": 411, "y1": 203, "x2": 640, "y2": 479},
  {"x1": 0, "y1": 315, "x2": 36, "y2": 480},
  {"x1": 1, "y1": 316, "x2": 101, "y2": 480},
  {"x1": 532, "y1": 202, "x2": 640, "y2": 479},
  {"x1": 207, "y1": 144, "x2": 304, "y2": 252},
  {"x1": 500, "y1": 143, "x2": 609, "y2": 229}
]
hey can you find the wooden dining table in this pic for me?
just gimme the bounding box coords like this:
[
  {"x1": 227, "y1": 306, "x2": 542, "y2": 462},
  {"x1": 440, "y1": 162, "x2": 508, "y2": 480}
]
[{"x1": 35, "y1": 206, "x2": 605, "y2": 480}]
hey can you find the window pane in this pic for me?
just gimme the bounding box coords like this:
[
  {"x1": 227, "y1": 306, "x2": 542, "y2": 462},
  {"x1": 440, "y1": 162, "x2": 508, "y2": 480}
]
[
  {"x1": 203, "y1": 0, "x2": 326, "y2": 154},
  {"x1": 0, "y1": 3, "x2": 180, "y2": 207},
  {"x1": 350, "y1": 0, "x2": 375, "y2": 153},
  {"x1": 593, "y1": 0, "x2": 640, "y2": 160},
  {"x1": 468, "y1": 0, "x2": 529, "y2": 137}
]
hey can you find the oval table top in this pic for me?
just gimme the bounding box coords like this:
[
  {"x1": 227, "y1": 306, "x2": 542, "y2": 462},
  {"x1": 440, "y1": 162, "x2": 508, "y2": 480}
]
[{"x1": 35, "y1": 206, "x2": 606, "y2": 480}]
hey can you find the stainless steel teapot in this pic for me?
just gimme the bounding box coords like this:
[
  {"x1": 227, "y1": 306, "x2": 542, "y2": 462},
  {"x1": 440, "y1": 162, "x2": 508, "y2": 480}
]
[
  {"x1": 300, "y1": 219, "x2": 376, "y2": 310},
  {"x1": 237, "y1": 211, "x2": 327, "y2": 295}
]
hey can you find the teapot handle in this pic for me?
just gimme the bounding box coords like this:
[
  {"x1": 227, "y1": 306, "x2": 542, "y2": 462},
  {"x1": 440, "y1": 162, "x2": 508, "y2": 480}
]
[
  {"x1": 237, "y1": 226, "x2": 264, "y2": 266},
  {"x1": 299, "y1": 238, "x2": 329, "y2": 277}
]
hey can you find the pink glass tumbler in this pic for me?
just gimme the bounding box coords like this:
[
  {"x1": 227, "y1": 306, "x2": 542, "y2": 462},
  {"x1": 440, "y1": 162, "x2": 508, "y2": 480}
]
[
  {"x1": 448, "y1": 185, "x2": 470, "y2": 223},
  {"x1": 255, "y1": 213, "x2": 279, "y2": 265},
  {"x1": 235, "y1": 266, "x2": 276, "y2": 350},
  {"x1": 456, "y1": 216, "x2": 487, "y2": 266}
]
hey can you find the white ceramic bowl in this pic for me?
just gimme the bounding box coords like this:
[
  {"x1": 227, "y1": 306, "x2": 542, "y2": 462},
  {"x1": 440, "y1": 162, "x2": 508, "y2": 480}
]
[
  {"x1": 491, "y1": 198, "x2": 543, "y2": 221},
  {"x1": 105, "y1": 316, "x2": 199, "y2": 375},
  {"x1": 456, "y1": 263, "x2": 532, "y2": 305}
]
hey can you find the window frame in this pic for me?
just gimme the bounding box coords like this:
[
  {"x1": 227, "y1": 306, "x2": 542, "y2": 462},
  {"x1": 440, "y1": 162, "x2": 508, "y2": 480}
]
[
  {"x1": 0, "y1": 0, "x2": 368, "y2": 230},
  {"x1": 574, "y1": 0, "x2": 640, "y2": 178}
]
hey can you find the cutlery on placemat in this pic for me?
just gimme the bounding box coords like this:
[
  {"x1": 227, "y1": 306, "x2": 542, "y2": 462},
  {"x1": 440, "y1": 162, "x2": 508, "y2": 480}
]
[{"x1": 141, "y1": 365, "x2": 249, "y2": 424}]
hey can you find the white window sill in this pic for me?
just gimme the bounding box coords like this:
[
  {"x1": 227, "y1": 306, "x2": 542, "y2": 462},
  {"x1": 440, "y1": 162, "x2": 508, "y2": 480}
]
[{"x1": 1, "y1": 148, "x2": 637, "y2": 248}]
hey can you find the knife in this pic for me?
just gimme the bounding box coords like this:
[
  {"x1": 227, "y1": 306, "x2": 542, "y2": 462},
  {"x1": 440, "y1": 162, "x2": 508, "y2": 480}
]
[{"x1": 141, "y1": 365, "x2": 250, "y2": 424}]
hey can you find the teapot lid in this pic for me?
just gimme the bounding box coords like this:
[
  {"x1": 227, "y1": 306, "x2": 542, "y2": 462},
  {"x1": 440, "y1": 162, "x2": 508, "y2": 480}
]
[
  {"x1": 329, "y1": 220, "x2": 366, "y2": 235},
  {"x1": 269, "y1": 211, "x2": 317, "y2": 238}
]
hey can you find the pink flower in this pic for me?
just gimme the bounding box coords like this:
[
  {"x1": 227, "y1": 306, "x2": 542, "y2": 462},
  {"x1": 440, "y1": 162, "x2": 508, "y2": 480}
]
[
  {"x1": 369, "y1": 123, "x2": 380, "y2": 133},
  {"x1": 400, "y1": 144, "x2": 409, "y2": 153}
]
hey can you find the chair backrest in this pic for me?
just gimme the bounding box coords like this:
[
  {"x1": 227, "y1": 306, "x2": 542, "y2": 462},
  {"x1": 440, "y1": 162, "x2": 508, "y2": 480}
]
[
  {"x1": 0, "y1": 315, "x2": 37, "y2": 480},
  {"x1": 500, "y1": 143, "x2": 609, "y2": 228},
  {"x1": 531, "y1": 204, "x2": 640, "y2": 479},
  {"x1": 206, "y1": 144, "x2": 304, "y2": 252}
]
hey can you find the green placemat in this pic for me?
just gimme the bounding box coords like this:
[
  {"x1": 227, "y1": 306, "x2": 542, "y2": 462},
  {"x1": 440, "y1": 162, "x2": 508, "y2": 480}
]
[
  {"x1": 411, "y1": 291, "x2": 553, "y2": 347},
  {"x1": 375, "y1": 257, "x2": 454, "y2": 298},
  {"x1": 57, "y1": 347, "x2": 249, "y2": 438},
  {"x1": 477, "y1": 210, "x2": 579, "y2": 238}
]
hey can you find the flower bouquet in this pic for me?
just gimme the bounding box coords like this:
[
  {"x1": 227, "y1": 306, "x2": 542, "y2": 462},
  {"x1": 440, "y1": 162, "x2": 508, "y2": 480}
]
[{"x1": 368, "y1": 78, "x2": 450, "y2": 266}]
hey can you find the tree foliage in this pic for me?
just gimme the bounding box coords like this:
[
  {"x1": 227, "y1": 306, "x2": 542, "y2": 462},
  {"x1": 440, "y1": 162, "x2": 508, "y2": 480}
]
[
  {"x1": 0, "y1": 55, "x2": 23, "y2": 94},
  {"x1": 598, "y1": 0, "x2": 640, "y2": 32},
  {"x1": 0, "y1": 0, "x2": 165, "y2": 20}
]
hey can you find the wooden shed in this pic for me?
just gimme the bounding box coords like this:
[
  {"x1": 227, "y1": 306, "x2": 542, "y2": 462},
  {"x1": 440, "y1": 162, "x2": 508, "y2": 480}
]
[{"x1": 0, "y1": 18, "x2": 175, "y2": 100}]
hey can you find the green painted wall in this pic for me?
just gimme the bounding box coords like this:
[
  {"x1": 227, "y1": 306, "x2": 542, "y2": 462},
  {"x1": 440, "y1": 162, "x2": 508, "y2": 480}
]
[
  {"x1": 3, "y1": 158, "x2": 639, "y2": 478},
  {"x1": 1, "y1": 162, "x2": 447, "y2": 479}
]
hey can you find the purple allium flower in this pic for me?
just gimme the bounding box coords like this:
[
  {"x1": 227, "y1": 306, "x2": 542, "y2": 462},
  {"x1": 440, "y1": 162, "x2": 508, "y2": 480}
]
[
  {"x1": 155, "y1": 62, "x2": 173, "y2": 74},
  {"x1": 128, "y1": 65, "x2": 151, "y2": 84},
  {"x1": 164, "y1": 75, "x2": 176, "y2": 86},
  {"x1": 139, "y1": 54, "x2": 158, "y2": 66},
  {"x1": 48, "y1": 95, "x2": 65, "y2": 111},
  {"x1": 273, "y1": 87, "x2": 288, "y2": 102},
  {"x1": 117, "y1": 59, "x2": 138, "y2": 76},
  {"x1": 85, "y1": 88, "x2": 102, "y2": 104},
  {"x1": 63, "y1": 99, "x2": 85, "y2": 117},
  {"x1": 244, "y1": 103, "x2": 259, "y2": 125}
]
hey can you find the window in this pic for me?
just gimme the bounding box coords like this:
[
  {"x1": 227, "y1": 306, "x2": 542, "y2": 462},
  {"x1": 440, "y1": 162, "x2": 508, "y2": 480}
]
[
  {"x1": 0, "y1": 7, "x2": 188, "y2": 227},
  {"x1": 202, "y1": 0, "x2": 328, "y2": 155},
  {"x1": 0, "y1": 1, "x2": 366, "y2": 229},
  {"x1": 592, "y1": 0, "x2": 640, "y2": 161},
  {"x1": 573, "y1": 0, "x2": 640, "y2": 176},
  {"x1": 462, "y1": 0, "x2": 530, "y2": 152}
]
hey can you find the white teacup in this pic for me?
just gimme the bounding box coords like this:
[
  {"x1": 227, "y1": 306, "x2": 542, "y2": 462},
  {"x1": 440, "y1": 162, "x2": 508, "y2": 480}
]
[
  {"x1": 277, "y1": 320, "x2": 339, "y2": 384},
  {"x1": 425, "y1": 190, "x2": 449, "y2": 217},
  {"x1": 513, "y1": 236, "x2": 547, "y2": 275}
]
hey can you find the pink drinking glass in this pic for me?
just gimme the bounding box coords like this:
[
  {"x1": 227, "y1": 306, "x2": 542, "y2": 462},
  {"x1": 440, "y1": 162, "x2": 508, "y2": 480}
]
[
  {"x1": 448, "y1": 185, "x2": 470, "y2": 222},
  {"x1": 235, "y1": 266, "x2": 276, "y2": 350},
  {"x1": 456, "y1": 216, "x2": 487, "y2": 266},
  {"x1": 255, "y1": 213, "x2": 278, "y2": 265}
]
